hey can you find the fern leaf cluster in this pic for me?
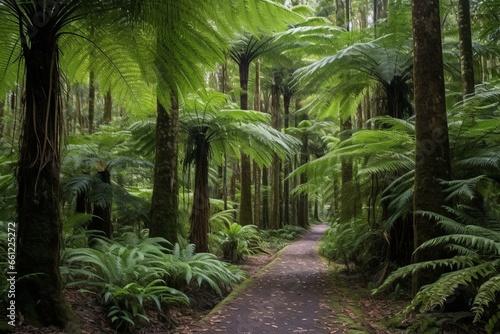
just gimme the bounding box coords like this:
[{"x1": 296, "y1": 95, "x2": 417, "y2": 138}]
[
  {"x1": 373, "y1": 210, "x2": 500, "y2": 333},
  {"x1": 62, "y1": 231, "x2": 243, "y2": 329}
]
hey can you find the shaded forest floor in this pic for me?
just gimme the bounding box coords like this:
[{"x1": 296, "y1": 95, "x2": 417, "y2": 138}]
[{"x1": 14, "y1": 224, "x2": 410, "y2": 334}]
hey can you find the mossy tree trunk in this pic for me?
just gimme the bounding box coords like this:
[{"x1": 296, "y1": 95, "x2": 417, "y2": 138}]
[
  {"x1": 270, "y1": 73, "x2": 282, "y2": 229},
  {"x1": 188, "y1": 131, "x2": 211, "y2": 253},
  {"x1": 411, "y1": 0, "x2": 452, "y2": 293},
  {"x1": 16, "y1": 7, "x2": 73, "y2": 327},
  {"x1": 282, "y1": 89, "x2": 292, "y2": 227},
  {"x1": 150, "y1": 95, "x2": 179, "y2": 244},
  {"x1": 88, "y1": 169, "x2": 113, "y2": 240},
  {"x1": 457, "y1": 0, "x2": 475, "y2": 98},
  {"x1": 339, "y1": 116, "x2": 353, "y2": 222},
  {"x1": 237, "y1": 59, "x2": 253, "y2": 226},
  {"x1": 88, "y1": 71, "x2": 95, "y2": 134},
  {"x1": 297, "y1": 129, "x2": 309, "y2": 228},
  {"x1": 253, "y1": 60, "x2": 262, "y2": 227},
  {"x1": 103, "y1": 90, "x2": 112, "y2": 124}
]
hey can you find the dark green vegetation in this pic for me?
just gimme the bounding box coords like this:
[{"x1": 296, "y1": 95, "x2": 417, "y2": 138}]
[{"x1": 0, "y1": 0, "x2": 500, "y2": 333}]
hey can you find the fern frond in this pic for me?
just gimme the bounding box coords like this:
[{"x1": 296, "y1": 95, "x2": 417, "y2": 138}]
[
  {"x1": 472, "y1": 270, "x2": 500, "y2": 322},
  {"x1": 408, "y1": 261, "x2": 497, "y2": 314},
  {"x1": 372, "y1": 256, "x2": 475, "y2": 295}
]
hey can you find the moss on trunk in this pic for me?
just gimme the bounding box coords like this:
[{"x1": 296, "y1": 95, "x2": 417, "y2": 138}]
[{"x1": 16, "y1": 12, "x2": 73, "y2": 327}]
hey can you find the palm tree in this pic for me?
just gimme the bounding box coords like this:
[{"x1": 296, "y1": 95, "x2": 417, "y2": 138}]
[{"x1": 180, "y1": 93, "x2": 300, "y2": 252}]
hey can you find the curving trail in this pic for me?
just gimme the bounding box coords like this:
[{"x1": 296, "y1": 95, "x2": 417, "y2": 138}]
[{"x1": 188, "y1": 223, "x2": 335, "y2": 334}]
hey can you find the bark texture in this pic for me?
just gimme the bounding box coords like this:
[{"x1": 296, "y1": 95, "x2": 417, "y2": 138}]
[
  {"x1": 188, "y1": 133, "x2": 210, "y2": 253},
  {"x1": 411, "y1": 0, "x2": 452, "y2": 292},
  {"x1": 150, "y1": 96, "x2": 179, "y2": 244},
  {"x1": 16, "y1": 13, "x2": 73, "y2": 327},
  {"x1": 457, "y1": 0, "x2": 475, "y2": 98}
]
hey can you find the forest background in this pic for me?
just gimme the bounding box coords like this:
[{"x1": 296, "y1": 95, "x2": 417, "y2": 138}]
[{"x1": 0, "y1": 0, "x2": 500, "y2": 333}]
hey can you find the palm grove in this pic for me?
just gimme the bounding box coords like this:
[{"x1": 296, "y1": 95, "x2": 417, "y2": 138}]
[{"x1": 0, "y1": 0, "x2": 499, "y2": 333}]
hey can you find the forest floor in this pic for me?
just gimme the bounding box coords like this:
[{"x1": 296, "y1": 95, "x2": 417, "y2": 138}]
[{"x1": 14, "y1": 224, "x2": 410, "y2": 334}]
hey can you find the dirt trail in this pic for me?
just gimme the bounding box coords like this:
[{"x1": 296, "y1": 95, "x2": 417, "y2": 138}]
[{"x1": 186, "y1": 223, "x2": 335, "y2": 334}]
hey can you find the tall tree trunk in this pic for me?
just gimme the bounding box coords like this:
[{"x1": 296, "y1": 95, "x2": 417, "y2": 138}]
[
  {"x1": 253, "y1": 60, "x2": 262, "y2": 227},
  {"x1": 297, "y1": 123, "x2": 309, "y2": 228},
  {"x1": 88, "y1": 71, "x2": 95, "y2": 134},
  {"x1": 373, "y1": 0, "x2": 388, "y2": 22},
  {"x1": 189, "y1": 138, "x2": 210, "y2": 253},
  {"x1": 238, "y1": 61, "x2": 253, "y2": 226},
  {"x1": 457, "y1": 0, "x2": 475, "y2": 98},
  {"x1": 336, "y1": 0, "x2": 345, "y2": 27},
  {"x1": 87, "y1": 169, "x2": 113, "y2": 243},
  {"x1": 270, "y1": 74, "x2": 282, "y2": 229},
  {"x1": 283, "y1": 91, "x2": 292, "y2": 227},
  {"x1": 103, "y1": 90, "x2": 112, "y2": 124},
  {"x1": 339, "y1": 117, "x2": 353, "y2": 222},
  {"x1": 412, "y1": 0, "x2": 452, "y2": 293},
  {"x1": 240, "y1": 154, "x2": 253, "y2": 225},
  {"x1": 16, "y1": 16, "x2": 73, "y2": 327},
  {"x1": 260, "y1": 90, "x2": 271, "y2": 229},
  {"x1": 150, "y1": 94, "x2": 179, "y2": 244},
  {"x1": 75, "y1": 86, "x2": 83, "y2": 133},
  {"x1": 0, "y1": 100, "x2": 4, "y2": 138}
]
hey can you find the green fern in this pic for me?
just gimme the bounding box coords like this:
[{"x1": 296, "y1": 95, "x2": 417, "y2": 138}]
[
  {"x1": 212, "y1": 222, "x2": 262, "y2": 262},
  {"x1": 165, "y1": 243, "x2": 244, "y2": 296},
  {"x1": 373, "y1": 211, "x2": 500, "y2": 333},
  {"x1": 63, "y1": 234, "x2": 187, "y2": 330}
]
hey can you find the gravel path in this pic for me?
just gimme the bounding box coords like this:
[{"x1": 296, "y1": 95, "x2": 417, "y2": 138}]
[{"x1": 189, "y1": 223, "x2": 334, "y2": 333}]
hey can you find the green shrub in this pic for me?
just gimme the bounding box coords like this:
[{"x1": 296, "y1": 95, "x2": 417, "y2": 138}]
[
  {"x1": 63, "y1": 234, "x2": 188, "y2": 331},
  {"x1": 319, "y1": 219, "x2": 379, "y2": 273},
  {"x1": 212, "y1": 222, "x2": 262, "y2": 262},
  {"x1": 373, "y1": 211, "x2": 500, "y2": 333},
  {"x1": 164, "y1": 243, "x2": 244, "y2": 295}
]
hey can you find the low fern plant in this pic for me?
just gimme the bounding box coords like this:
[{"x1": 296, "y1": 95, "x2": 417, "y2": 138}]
[
  {"x1": 63, "y1": 233, "x2": 188, "y2": 331},
  {"x1": 319, "y1": 218, "x2": 380, "y2": 273},
  {"x1": 212, "y1": 222, "x2": 262, "y2": 262},
  {"x1": 163, "y1": 243, "x2": 244, "y2": 296},
  {"x1": 373, "y1": 211, "x2": 500, "y2": 333}
]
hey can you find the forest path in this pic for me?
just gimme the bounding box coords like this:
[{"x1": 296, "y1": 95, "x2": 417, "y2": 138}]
[{"x1": 186, "y1": 223, "x2": 336, "y2": 334}]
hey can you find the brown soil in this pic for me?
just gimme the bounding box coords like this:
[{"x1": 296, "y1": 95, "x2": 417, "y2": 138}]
[{"x1": 11, "y1": 224, "x2": 407, "y2": 334}]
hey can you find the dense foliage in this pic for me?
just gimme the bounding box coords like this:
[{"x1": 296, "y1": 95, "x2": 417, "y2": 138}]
[{"x1": 1, "y1": 0, "x2": 500, "y2": 332}]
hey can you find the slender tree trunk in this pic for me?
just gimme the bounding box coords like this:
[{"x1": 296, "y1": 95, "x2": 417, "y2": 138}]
[
  {"x1": 261, "y1": 167, "x2": 270, "y2": 229},
  {"x1": 457, "y1": 0, "x2": 475, "y2": 98},
  {"x1": 16, "y1": 17, "x2": 73, "y2": 327},
  {"x1": 240, "y1": 154, "x2": 253, "y2": 225},
  {"x1": 253, "y1": 60, "x2": 261, "y2": 227},
  {"x1": 88, "y1": 71, "x2": 95, "y2": 134},
  {"x1": 103, "y1": 90, "x2": 112, "y2": 124},
  {"x1": 270, "y1": 74, "x2": 281, "y2": 229},
  {"x1": 340, "y1": 117, "x2": 353, "y2": 222},
  {"x1": 283, "y1": 91, "x2": 292, "y2": 227},
  {"x1": 88, "y1": 170, "x2": 113, "y2": 242},
  {"x1": 150, "y1": 94, "x2": 179, "y2": 244},
  {"x1": 261, "y1": 90, "x2": 271, "y2": 229},
  {"x1": 297, "y1": 127, "x2": 309, "y2": 227},
  {"x1": 75, "y1": 86, "x2": 83, "y2": 133},
  {"x1": 189, "y1": 138, "x2": 210, "y2": 253},
  {"x1": 373, "y1": 0, "x2": 388, "y2": 22},
  {"x1": 412, "y1": 0, "x2": 452, "y2": 293},
  {"x1": 238, "y1": 61, "x2": 253, "y2": 226},
  {"x1": 336, "y1": 0, "x2": 345, "y2": 27},
  {"x1": 0, "y1": 100, "x2": 4, "y2": 138}
]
